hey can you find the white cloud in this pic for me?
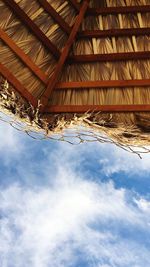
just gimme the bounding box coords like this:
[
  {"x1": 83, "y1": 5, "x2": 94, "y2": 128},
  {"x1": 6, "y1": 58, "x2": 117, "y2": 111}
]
[
  {"x1": 0, "y1": 170, "x2": 150, "y2": 267},
  {"x1": 42, "y1": 139, "x2": 150, "y2": 178},
  {"x1": 0, "y1": 122, "x2": 18, "y2": 150},
  {"x1": 1, "y1": 115, "x2": 150, "y2": 177},
  {"x1": 0, "y1": 118, "x2": 24, "y2": 164},
  {"x1": 0, "y1": 119, "x2": 150, "y2": 267},
  {"x1": 97, "y1": 143, "x2": 150, "y2": 176},
  {"x1": 135, "y1": 198, "x2": 150, "y2": 213}
]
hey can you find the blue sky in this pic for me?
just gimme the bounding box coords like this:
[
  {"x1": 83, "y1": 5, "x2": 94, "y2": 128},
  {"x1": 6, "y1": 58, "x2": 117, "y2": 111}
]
[{"x1": 0, "y1": 117, "x2": 150, "y2": 267}]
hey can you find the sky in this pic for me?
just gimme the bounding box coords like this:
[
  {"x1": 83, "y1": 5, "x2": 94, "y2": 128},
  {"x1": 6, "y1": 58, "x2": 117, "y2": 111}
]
[{"x1": 0, "y1": 116, "x2": 150, "y2": 267}]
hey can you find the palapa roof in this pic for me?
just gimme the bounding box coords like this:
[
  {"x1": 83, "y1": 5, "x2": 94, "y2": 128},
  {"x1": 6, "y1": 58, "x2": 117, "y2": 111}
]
[{"x1": 0, "y1": 0, "x2": 150, "y2": 146}]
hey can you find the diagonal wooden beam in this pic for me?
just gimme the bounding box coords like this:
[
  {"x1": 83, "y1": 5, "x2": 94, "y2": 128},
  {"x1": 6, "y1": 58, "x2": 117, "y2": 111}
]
[
  {"x1": 68, "y1": 51, "x2": 150, "y2": 63},
  {"x1": 0, "y1": 28, "x2": 48, "y2": 84},
  {"x1": 87, "y1": 5, "x2": 150, "y2": 16},
  {"x1": 5, "y1": 0, "x2": 60, "y2": 59},
  {"x1": 40, "y1": 0, "x2": 90, "y2": 109},
  {"x1": 0, "y1": 63, "x2": 37, "y2": 107},
  {"x1": 38, "y1": 0, "x2": 71, "y2": 34},
  {"x1": 78, "y1": 28, "x2": 150, "y2": 39},
  {"x1": 55, "y1": 79, "x2": 150, "y2": 89},
  {"x1": 45, "y1": 105, "x2": 150, "y2": 113}
]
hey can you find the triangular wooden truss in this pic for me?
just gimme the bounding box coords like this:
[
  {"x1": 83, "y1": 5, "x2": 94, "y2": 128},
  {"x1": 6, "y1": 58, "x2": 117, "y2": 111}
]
[{"x1": 1, "y1": 0, "x2": 150, "y2": 113}]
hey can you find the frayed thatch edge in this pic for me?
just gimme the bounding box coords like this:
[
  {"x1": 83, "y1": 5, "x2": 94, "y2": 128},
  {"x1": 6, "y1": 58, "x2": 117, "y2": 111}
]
[
  {"x1": 0, "y1": 79, "x2": 50, "y2": 132},
  {"x1": 0, "y1": 79, "x2": 150, "y2": 157}
]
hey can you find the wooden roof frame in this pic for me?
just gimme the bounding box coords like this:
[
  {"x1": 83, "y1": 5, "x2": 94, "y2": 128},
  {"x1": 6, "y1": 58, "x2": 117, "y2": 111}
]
[
  {"x1": 69, "y1": 51, "x2": 150, "y2": 63},
  {"x1": 87, "y1": 5, "x2": 150, "y2": 15},
  {"x1": 79, "y1": 28, "x2": 150, "y2": 38},
  {"x1": 0, "y1": 0, "x2": 150, "y2": 113},
  {"x1": 69, "y1": 0, "x2": 150, "y2": 15},
  {"x1": 40, "y1": 0, "x2": 90, "y2": 110},
  {"x1": 0, "y1": 28, "x2": 48, "y2": 85},
  {"x1": 46, "y1": 105, "x2": 150, "y2": 113},
  {"x1": 5, "y1": 0, "x2": 60, "y2": 59},
  {"x1": 38, "y1": 0, "x2": 71, "y2": 34},
  {"x1": 0, "y1": 63, "x2": 38, "y2": 107},
  {"x1": 55, "y1": 80, "x2": 150, "y2": 90}
]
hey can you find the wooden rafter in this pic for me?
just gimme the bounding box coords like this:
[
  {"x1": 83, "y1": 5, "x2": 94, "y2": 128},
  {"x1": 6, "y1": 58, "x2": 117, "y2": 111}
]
[
  {"x1": 2, "y1": 0, "x2": 150, "y2": 115},
  {"x1": 35, "y1": 3, "x2": 150, "y2": 39},
  {"x1": 0, "y1": 63, "x2": 37, "y2": 107},
  {"x1": 38, "y1": 0, "x2": 71, "y2": 34},
  {"x1": 69, "y1": 51, "x2": 150, "y2": 63},
  {"x1": 0, "y1": 28, "x2": 47, "y2": 84},
  {"x1": 45, "y1": 105, "x2": 150, "y2": 113},
  {"x1": 40, "y1": 0, "x2": 90, "y2": 109},
  {"x1": 5, "y1": 0, "x2": 60, "y2": 59},
  {"x1": 87, "y1": 5, "x2": 150, "y2": 15},
  {"x1": 55, "y1": 79, "x2": 150, "y2": 89},
  {"x1": 78, "y1": 28, "x2": 150, "y2": 38},
  {"x1": 68, "y1": 2, "x2": 150, "y2": 15}
]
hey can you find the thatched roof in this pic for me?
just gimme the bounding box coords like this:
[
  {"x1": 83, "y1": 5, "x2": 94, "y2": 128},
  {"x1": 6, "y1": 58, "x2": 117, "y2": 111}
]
[{"x1": 0, "y1": 0, "x2": 150, "y2": 146}]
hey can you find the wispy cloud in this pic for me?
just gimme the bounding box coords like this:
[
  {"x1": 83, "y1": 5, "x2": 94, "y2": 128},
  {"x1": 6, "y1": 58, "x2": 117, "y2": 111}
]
[
  {"x1": 98, "y1": 144, "x2": 150, "y2": 176},
  {"x1": 0, "y1": 171, "x2": 150, "y2": 267},
  {"x1": 42, "y1": 139, "x2": 150, "y2": 178},
  {"x1": 0, "y1": 119, "x2": 25, "y2": 165},
  {"x1": 0, "y1": 121, "x2": 150, "y2": 267}
]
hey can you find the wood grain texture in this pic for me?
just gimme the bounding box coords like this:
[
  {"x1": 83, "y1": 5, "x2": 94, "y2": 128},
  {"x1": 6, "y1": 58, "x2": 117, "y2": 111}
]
[
  {"x1": 55, "y1": 80, "x2": 150, "y2": 89},
  {"x1": 69, "y1": 51, "x2": 150, "y2": 63},
  {"x1": 45, "y1": 105, "x2": 150, "y2": 113}
]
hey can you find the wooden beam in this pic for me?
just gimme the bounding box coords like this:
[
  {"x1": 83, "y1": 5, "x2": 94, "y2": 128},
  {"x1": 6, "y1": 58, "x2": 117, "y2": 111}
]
[
  {"x1": 68, "y1": 51, "x2": 150, "y2": 63},
  {"x1": 68, "y1": 3, "x2": 150, "y2": 15},
  {"x1": 0, "y1": 28, "x2": 48, "y2": 84},
  {"x1": 38, "y1": 0, "x2": 71, "y2": 34},
  {"x1": 55, "y1": 79, "x2": 150, "y2": 89},
  {"x1": 0, "y1": 63, "x2": 37, "y2": 107},
  {"x1": 40, "y1": 0, "x2": 90, "y2": 108},
  {"x1": 5, "y1": 0, "x2": 60, "y2": 59},
  {"x1": 78, "y1": 28, "x2": 150, "y2": 38},
  {"x1": 45, "y1": 105, "x2": 150, "y2": 113},
  {"x1": 87, "y1": 5, "x2": 150, "y2": 16},
  {"x1": 68, "y1": 0, "x2": 80, "y2": 11}
]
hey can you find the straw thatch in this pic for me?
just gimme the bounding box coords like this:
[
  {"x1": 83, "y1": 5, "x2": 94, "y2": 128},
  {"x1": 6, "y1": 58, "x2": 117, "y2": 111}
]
[{"x1": 0, "y1": 0, "x2": 150, "y2": 148}]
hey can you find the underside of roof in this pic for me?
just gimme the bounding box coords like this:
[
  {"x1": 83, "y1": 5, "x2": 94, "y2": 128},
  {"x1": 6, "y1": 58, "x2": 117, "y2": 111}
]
[{"x1": 0, "y1": 0, "x2": 150, "y2": 145}]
